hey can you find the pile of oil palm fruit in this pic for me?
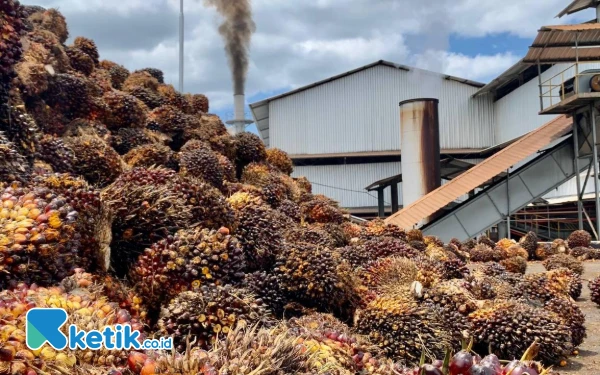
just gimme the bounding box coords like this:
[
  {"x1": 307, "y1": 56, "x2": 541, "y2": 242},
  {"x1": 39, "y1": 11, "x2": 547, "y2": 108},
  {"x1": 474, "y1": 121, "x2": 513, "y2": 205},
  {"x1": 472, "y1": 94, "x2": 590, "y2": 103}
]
[{"x1": 0, "y1": 2, "x2": 596, "y2": 374}]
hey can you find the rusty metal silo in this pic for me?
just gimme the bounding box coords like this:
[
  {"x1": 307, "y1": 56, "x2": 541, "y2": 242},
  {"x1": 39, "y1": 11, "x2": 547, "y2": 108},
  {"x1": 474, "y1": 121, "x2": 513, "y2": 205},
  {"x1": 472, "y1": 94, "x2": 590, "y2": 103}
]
[{"x1": 399, "y1": 98, "x2": 441, "y2": 224}]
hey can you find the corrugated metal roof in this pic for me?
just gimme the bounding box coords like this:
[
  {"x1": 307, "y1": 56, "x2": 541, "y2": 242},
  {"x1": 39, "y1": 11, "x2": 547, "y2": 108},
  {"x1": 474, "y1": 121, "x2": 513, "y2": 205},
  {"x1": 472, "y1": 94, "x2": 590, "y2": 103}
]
[
  {"x1": 385, "y1": 115, "x2": 573, "y2": 229},
  {"x1": 524, "y1": 24, "x2": 600, "y2": 63},
  {"x1": 473, "y1": 60, "x2": 529, "y2": 96},
  {"x1": 557, "y1": 0, "x2": 597, "y2": 18}
]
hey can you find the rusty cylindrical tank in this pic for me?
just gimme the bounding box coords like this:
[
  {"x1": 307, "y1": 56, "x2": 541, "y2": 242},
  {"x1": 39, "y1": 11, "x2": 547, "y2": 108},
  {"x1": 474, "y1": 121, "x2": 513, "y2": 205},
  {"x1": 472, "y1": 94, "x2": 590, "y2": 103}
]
[{"x1": 399, "y1": 98, "x2": 441, "y2": 225}]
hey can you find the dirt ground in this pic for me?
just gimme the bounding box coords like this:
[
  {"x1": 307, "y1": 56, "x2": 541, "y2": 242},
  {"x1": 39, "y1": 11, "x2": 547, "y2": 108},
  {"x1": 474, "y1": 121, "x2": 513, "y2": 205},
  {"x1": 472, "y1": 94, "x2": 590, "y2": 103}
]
[{"x1": 527, "y1": 262, "x2": 600, "y2": 374}]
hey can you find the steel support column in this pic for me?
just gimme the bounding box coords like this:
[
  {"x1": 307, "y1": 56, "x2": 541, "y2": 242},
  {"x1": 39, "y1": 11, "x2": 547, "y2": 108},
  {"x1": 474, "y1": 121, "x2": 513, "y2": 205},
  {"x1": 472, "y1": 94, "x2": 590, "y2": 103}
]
[
  {"x1": 574, "y1": 116, "x2": 584, "y2": 229},
  {"x1": 391, "y1": 183, "x2": 399, "y2": 214},
  {"x1": 591, "y1": 104, "x2": 600, "y2": 239},
  {"x1": 506, "y1": 168, "x2": 511, "y2": 239},
  {"x1": 377, "y1": 188, "x2": 385, "y2": 218}
]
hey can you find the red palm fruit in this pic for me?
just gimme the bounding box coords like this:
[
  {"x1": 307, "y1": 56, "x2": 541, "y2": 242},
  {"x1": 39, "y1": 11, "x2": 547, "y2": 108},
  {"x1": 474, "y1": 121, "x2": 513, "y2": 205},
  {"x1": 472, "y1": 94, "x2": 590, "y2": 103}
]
[
  {"x1": 421, "y1": 364, "x2": 443, "y2": 375},
  {"x1": 450, "y1": 350, "x2": 474, "y2": 375}
]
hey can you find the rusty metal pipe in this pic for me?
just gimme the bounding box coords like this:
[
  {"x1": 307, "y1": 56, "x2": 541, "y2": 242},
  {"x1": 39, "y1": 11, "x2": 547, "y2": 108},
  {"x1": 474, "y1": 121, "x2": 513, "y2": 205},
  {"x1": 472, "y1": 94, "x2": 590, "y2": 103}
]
[{"x1": 399, "y1": 98, "x2": 441, "y2": 226}]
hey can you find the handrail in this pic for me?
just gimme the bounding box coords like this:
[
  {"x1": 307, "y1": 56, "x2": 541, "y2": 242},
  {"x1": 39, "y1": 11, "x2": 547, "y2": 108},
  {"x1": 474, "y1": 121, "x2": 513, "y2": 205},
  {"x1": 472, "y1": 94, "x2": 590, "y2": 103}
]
[{"x1": 539, "y1": 62, "x2": 600, "y2": 109}]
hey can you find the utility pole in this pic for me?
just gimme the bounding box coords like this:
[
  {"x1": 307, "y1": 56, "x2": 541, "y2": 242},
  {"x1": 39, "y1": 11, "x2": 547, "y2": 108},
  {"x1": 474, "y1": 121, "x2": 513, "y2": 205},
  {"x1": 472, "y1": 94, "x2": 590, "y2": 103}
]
[{"x1": 179, "y1": 0, "x2": 184, "y2": 93}]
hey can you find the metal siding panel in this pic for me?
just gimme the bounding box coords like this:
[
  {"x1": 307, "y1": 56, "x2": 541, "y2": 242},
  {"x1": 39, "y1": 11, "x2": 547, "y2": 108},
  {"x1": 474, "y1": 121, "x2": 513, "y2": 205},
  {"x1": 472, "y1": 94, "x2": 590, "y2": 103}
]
[
  {"x1": 494, "y1": 62, "x2": 600, "y2": 144},
  {"x1": 269, "y1": 65, "x2": 495, "y2": 155}
]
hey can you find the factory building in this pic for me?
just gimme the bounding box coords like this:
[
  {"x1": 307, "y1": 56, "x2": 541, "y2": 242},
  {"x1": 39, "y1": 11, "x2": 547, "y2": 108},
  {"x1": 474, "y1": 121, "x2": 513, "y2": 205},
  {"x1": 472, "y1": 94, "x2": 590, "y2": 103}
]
[{"x1": 250, "y1": 60, "x2": 599, "y2": 217}]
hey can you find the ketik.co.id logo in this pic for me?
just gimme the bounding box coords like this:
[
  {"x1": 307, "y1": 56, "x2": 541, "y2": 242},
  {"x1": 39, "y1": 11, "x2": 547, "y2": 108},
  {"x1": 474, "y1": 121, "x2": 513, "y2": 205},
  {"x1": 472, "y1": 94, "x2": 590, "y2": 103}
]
[{"x1": 26, "y1": 308, "x2": 172, "y2": 350}]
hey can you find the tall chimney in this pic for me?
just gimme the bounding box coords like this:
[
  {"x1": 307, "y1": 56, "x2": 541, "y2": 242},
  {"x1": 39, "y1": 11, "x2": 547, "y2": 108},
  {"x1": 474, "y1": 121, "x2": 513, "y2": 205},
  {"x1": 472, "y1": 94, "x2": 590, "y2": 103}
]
[
  {"x1": 399, "y1": 98, "x2": 441, "y2": 226},
  {"x1": 226, "y1": 94, "x2": 253, "y2": 134}
]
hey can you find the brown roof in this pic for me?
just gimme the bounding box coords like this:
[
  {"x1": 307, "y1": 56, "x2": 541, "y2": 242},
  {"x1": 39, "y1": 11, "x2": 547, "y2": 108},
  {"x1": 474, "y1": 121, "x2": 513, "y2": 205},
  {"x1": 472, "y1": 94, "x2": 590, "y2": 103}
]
[
  {"x1": 557, "y1": 0, "x2": 597, "y2": 18},
  {"x1": 524, "y1": 24, "x2": 600, "y2": 63},
  {"x1": 385, "y1": 115, "x2": 573, "y2": 229}
]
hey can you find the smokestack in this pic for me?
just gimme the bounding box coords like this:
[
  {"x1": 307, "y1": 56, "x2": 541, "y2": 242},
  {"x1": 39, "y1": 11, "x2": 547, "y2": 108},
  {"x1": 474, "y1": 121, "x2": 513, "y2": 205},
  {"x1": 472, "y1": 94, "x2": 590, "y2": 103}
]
[
  {"x1": 226, "y1": 94, "x2": 253, "y2": 134},
  {"x1": 399, "y1": 98, "x2": 441, "y2": 226}
]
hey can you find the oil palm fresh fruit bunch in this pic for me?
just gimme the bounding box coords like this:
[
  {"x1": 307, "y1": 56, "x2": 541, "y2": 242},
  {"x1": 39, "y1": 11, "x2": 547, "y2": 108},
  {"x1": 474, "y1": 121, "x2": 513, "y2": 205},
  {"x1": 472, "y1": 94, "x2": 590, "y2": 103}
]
[
  {"x1": 340, "y1": 237, "x2": 420, "y2": 269},
  {"x1": 590, "y1": 275, "x2": 600, "y2": 306},
  {"x1": 500, "y1": 256, "x2": 527, "y2": 274},
  {"x1": 568, "y1": 230, "x2": 591, "y2": 248},
  {"x1": 360, "y1": 218, "x2": 406, "y2": 241},
  {"x1": 265, "y1": 148, "x2": 293, "y2": 175},
  {"x1": 543, "y1": 253, "x2": 584, "y2": 276},
  {"x1": 519, "y1": 231, "x2": 538, "y2": 259}
]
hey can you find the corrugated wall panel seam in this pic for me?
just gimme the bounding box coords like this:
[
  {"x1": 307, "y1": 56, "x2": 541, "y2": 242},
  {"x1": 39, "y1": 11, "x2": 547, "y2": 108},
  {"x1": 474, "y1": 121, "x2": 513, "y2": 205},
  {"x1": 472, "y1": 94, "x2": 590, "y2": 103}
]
[{"x1": 270, "y1": 65, "x2": 495, "y2": 155}]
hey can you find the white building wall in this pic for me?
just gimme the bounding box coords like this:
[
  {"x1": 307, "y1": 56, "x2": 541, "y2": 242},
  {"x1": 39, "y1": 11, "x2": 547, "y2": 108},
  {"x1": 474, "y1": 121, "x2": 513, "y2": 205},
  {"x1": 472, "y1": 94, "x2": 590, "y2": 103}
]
[
  {"x1": 269, "y1": 65, "x2": 495, "y2": 155},
  {"x1": 494, "y1": 63, "x2": 600, "y2": 144}
]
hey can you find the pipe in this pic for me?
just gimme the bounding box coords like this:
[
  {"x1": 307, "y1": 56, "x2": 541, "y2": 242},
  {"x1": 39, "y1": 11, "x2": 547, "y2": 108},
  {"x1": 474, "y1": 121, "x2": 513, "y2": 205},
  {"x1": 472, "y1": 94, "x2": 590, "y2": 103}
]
[
  {"x1": 234, "y1": 94, "x2": 245, "y2": 121},
  {"x1": 179, "y1": 0, "x2": 184, "y2": 93},
  {"x1": 591, "y1": 104, "x2": 600, "y2": 239},
  {"x1": 399, "y1": 98, "x2": 441, "y2": 225},
  {"x1": 574, "y1": 115, "x2": 584, "y2": 229}
]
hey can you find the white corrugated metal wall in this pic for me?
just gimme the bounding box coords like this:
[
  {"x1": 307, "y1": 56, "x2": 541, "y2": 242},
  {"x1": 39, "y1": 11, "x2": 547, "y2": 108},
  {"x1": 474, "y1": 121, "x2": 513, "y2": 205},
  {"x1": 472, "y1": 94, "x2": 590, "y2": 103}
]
[
  {"x1": 494, "y1": 63, "x2": 600, "y2": 144},
  {"x1": 269, "y1": 65, "x2": 495, "y2": 155}
]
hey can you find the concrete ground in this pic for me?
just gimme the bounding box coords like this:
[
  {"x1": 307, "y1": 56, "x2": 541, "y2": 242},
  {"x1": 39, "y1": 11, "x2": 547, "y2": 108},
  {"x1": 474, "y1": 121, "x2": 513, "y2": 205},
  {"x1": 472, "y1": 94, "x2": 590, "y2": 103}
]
[{"x1": 527, "y1": 262, "x2": 600, "y2": 374}]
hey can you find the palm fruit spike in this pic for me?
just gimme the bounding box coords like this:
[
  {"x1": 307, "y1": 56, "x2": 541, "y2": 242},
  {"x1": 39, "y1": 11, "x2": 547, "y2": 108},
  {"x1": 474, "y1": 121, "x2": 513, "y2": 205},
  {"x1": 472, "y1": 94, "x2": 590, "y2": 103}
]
[
  {"x1": 37, "y1": 134, "x2": 75, "y2": 174},
  {"x1": 185, "y1": 93, "x2": 209, "y2": 113},
  {"x1": 360, "y1": 218, "x2": 406, "y2": 241},
  {"x1": 110, "y1": 128, "x2": 156, "y2": 155},
  {"x1": 547, "y1": 267, "x2": 582, "y2": 300},
  {"x1": 469, "y1": 243, "x2": 502, "y2": 262},
  {"x1": 468, "y1": 300, "x2": 572, "y2": 365},
  {"x1": 500, "y1": 256, "x2": 527, "y2": 274},
  {"x1": 422, "y1": 279, "x2": 478, "y2": 316},
  {"x1": 568, "y1": 230, "x2": 592, "y2": 248},
  {"x1": 544, "y1": 297, "x2": 586, "y2": 347},
  {"x1": 28, "y1": 8, "x2": 68, "y2": 43},
  {"x1": 41, "y1": 73, "x2": 95, "y2": 123},
  {"x1": 157, "y1": 83, "x2": 191, "y2": 112},
  {"x1": 354, "y1": 296, "x2": 451, "y2": 364},
  {"x1": 102, "y1": 90, "x2": 148, "y2": 129},
  {"x1": 273, "y1": 243, "x2": 359, "y2": 318},
  {"x1": 179, "y1": 140, "x2": 224, "y2": 190},
  {"x1": 244, "y1": 271, "x2": 289, "y2": 317},
  {"x1": 130, "y1": 227, "x2": 245, "y2": 307},
  {"x1": 590, "y1": 276, "x2": 600, "y2": 306},
  {"x1": 340, "y1": 238, "x2": 420, "y2": 269},
  {"x1": 0, "y1": 132, "x2": 30, "y2": 183},
  {"x1": 543, "y1": 253, "x2": 584, "y2": 275},
  {"x1": 1, "y1": 105, "x2": 39, "y2": 163},
  {"x1": 157, "y1": 285, "x2": 272, "y2": 351},
  {"x1": 124, "y1": 144, "x2": 178, "y2": 170},
  {"x1": 65, "y1": 46, "x2": 95, "y2": 75},
  {"x1": 0, "y1": 176, "x2": 109, "y2": 288},
  {"x1": 535, "y1": 242, "x2": 556, "y2": 260},
  {"x1": 0, "y1": 281, "x2": 144, "y2": 371},
  {"x1": 284, "y1": 224, "x2": 338, "y2": 248},
  {"x1": 103, "y1": 167, "x2": 235, "y2": 276},
  {"x1": 73, "y1": 36, "x2": 99, "y2": 64},
  {"x1": 233, "y1": 132, "x2": 267, "y2": 176},
  {"x1": 519, "y1": 231, "x2": 539, "y2": 259},
  {"x1": 226, "y1": 192, "x2": 285, "y2": 270},
  {"x1": 64, "y1": 135, "x2": 124, "y2": 187},
  {"x1": 100, "y1": 60, "x2": 129, "y2": 89},
  {"x1": 266, "y1": 148, "x2": 294, "y2": 175}
]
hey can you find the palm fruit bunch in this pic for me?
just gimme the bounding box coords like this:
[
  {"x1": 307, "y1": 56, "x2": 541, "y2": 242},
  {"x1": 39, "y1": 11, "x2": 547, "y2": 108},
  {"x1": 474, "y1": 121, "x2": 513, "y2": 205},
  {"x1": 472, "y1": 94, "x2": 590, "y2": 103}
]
[
  {"x1": 265, "y1": 148, "x2": 293, "y2": 175},
  {"x1": 469, "y1": 243, "x2": 502, "y2": 262},
  {"x1": 546, "y1": 267, "x2": 582, "y2": 300},
  {"x1": 0, "y1": 282, "x2": 144, "y2": 373},
  {"x1": 157, "y1": 284, "x2": 273, "y2": 351},
  {"x1": 354, "y1": 296, "x2": 451, "y2": 364},
  {"x1": 523, "y1": 269, "x2": 580, "y2": 302},
  {"x1": 226, "y1": 192, "x2": 285, "y2": 270},
  {"x1": 0, "y1": 0, "x2": 25, "y2": 109},
  {"x1": 500, "y1": 256, "x2": 527, "y2": 274},
  {"x1": 359, "y1": 218, "x2": 406, "y2": 241},
  {"x1": 110, "y1": 128, "x2": 156, "y2": 155},
  {"x1": 551, "y1": 238, "x2": 569, "y2": 255},
  {"x1": 273, "y1": 243, "x2": 359, "y2": 318},
  {"x1": 41, "y1": 74, "x2": 97, "y2": 129},
  {"x1": 241, "y1": 162, "x2": 292, "y2": 207},
  {"x1": 535, "y1": 242, "x2": 556, "y2": 260},
  {"x1": 0, "y1": 177, "x2": 109, "y2": 288},
  {"x1": 65, "y1": 45, "x2": 95, "y2": 75},
  {"x1": 136, "y1": 67, "x2": 164, "y2": 83},
  {"x1": 36, "y1": 134, "x2": 75, "y2": 173},
  {"x1": 424, "y1": 235, "x2": 444, "y2": 248},
  {"x1": 0, "y1": 132, "x2": 30, "y2": 183},
  {"x1": 300, "y1": 194, "x2": 345, "y2": 224},
  {"x1": 568, "y1": 229, "x2": 592, "y2": 248},
  {"x1": 103, "y1": 167, "x2": 235, "y2": 275},
  {"x1": 468, "y1": 300, "x2": 572, "y2": 364},
  {"x1": 357, "y1": 257, "x2": 419, "y2": 298},
  {"x1": 414, "y1": 257, "x2": 457, "y2": 288},
  {"x1": 569, "y1": 246, "x2": 591, "y2": 260},
  {"x1": 590, "y1": 275, "x2": 600, "y2": 305},
  {"x1": 185, "y1": 93, "x2": 209, "y2": 114},
  {"x1": 157, "y1": 84, "x2": 191, "y2": 113},
  {"x1": 477, "y1": 234, "x2": 496, "y2": 248},
  {"x1": 544, "y1": 296, "x2": 586, "y2": 347},
  {"x1": 519, "y1": 231, "x2": 538, "y2": 259},
  {"x1": 543, "y1": 253, "x2": 584, "y2": 275},
  {"x1": 179, "y1": 140, "x2": 224, "y2": 190},
  {"x1": 1, "y1": 105, "x2": 40, "y2": 164},
  {"x1": 146, "y1": 104, "x2": 197, "y2": 136},
  {"x1": 495, "y1": 238, "x2": 515, "y2": 251},
  {"x1": 421, "y1": 279, "x2": 478, "y2": 316},
  {"x1": 243, "y1": 271, "x2": 290, "y2": 317},
  {"x1": 93, "y1": 273, "x2": 148, "y2": 323},
  {"x1": 73, "y1": 36, "x2": 99, "y2": 64},
  {"x1": 284, "y1": 224, "x2": 338, "y2": 248},
  {"x1": 100, "y1": 60, "x2": 129, "y2": 89},
  {"x1": 339, "y1": 237, "x2": 420, "y2": 269},
  {"x1": 124, "y1": 144, "x2": 178, "y2": 169},
  {"x1": 233, "y1": 131, "x2": 267, "y2": 175},
  {"x1": 505, "y1": 243, "x2": 529, "y2": 259},
  {"x1": 27, "y1": 8, "x2": 68, "y2": 43},
  {"x1": 64, "y1": 135, "x2": 124, "y2": 187},
  {"x1": 460, "y1": 238, "x2": 477, "y2": 252},
  {"x1": 130, "y1": 226, "x2": 245, "y2": 307},
  {"x1": 102, "y1": 90, "x2": 148, "y2": 130},
  {"x1": 276, "y1": 199, "x2": 301, "y2": 222},
  {"x1": 121, "y1": 71, "x2": 163, "y2": 110}
]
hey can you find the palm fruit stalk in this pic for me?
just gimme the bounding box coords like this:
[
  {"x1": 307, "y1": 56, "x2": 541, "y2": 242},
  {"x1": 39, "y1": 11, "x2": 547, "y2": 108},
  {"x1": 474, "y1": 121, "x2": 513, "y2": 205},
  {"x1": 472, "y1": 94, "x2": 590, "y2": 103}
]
[
  {"x1": 543, "y1": 253, "x2": 584, "y2": 275},
  {"x1": 468, "y1": 300, "x2": 572, "y2": 365},
  {"x1": 157, "y1": 284, "x2": 272, "y2": 351},
  {"x1": 102, "y1": 167, "x2": 235, "y2": 276},
  {"x1": 130, "y1": 226, "x2": 245, "y2": 308},
  {"x1": 354, "y1": 296, "x2": 451, "y2": 364}
]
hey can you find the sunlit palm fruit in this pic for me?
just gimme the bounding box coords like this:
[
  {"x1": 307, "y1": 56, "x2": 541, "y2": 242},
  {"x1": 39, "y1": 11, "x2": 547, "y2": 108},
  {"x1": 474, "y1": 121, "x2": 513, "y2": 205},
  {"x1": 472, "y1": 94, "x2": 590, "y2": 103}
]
[
  {"x1": 300, "y1": 194, "x2": 345, "y2": 224},
  {"x1": 544, "y1": 296, "x2": 586, "y2": 347},
  {"x1": 535, "y1": 242, "x2": 556, "y2": 261},
  {"x1": 468, "y1": 300, "x2": 572, "y2": 365},
  {"x1": 500, "y1": 256, "x2": 527, "y2": 274},
  {"x1": 63, "y1": 134, "x2": 124, "y2": 187},
  {"x1": 339, "y1": 237, "x2": 420, "y2": 269},
  {"x1": 359, "y1": 218, "x2": 406, "y2": 241},
  {"x1": 157, "y1": 284, "x2": 272, "y2": 351},
  {"x1": 568, "y1": 230, "x2": 592, "y2": 249},
  {"x1": 179, "y1": 140, "x2": 225, "y2": 190},
  {"x1": 130, "y1": 226, "x2": 245, "y2": 307},
  {"x1": 265, "y1": 148, "x2": 294, "y2": 175},
  {"x1": 124, "y1": 144, "x2": 179, "y2": 170},
  {"x1": 543, "y1": 253, "x2": 584, "y2": 276}
]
